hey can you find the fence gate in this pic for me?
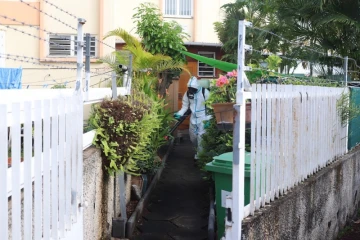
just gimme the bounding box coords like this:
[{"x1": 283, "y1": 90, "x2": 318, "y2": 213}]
[{"x1": 0, "y1": 90, "x2": 84, "y2": 240}]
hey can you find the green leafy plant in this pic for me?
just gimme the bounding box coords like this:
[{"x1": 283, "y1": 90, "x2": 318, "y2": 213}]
[
  {"x1": 206, "y1": 70, "x2": 238, "y2": 106},
  {"x1": 91, "y1": 92, "x2": 161, "y2": 175},
  {"x1": 337, "y1": 91, "x2": 360, "y2": 126},
  {"x1": 133, "y1": 3, "x2": 188, "y2": 63},
  {"x1": 197, "y1": 119, "x2": 233, "y2": 171},
  {"x1": 265, "y1": 55, "x2": 282, "y2": 72},
  {"x1": 51, "y1": 83, "x2": 67, "y2": 89},
  {"x1": 132, "y1": 2, "x2": 189, "y2": 96},
  {"x1": 101, "y1": 29, "x2": 188, "y2": 93}
]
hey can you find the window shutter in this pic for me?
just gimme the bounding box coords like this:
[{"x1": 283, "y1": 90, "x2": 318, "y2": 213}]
[{"x1": 49, "y1": 35, "x2": 72, "y2": 56}]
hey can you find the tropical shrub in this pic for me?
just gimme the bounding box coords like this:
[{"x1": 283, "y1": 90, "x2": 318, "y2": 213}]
[{"x1": 91, "y1": 92, "x2": 162, "y2": 175}]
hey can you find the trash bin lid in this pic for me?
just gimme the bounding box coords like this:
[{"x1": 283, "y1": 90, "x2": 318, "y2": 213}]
[
  {"x1": 205, "y1": 152, "x2": 251, "y2": 175},
  {"x1": 212, "y1": 152, "x2": 234, "y2": 168}
]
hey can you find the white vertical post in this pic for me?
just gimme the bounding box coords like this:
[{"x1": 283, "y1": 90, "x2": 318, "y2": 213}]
[
  {"x1": 255, "y1": 84, "x2": 261, "y2": 209},
  {"x1": 75, "y1": 18, "x2": 86, "y2": 94},
  {"x1": 11, "y1": 102, "x2": 21, "y2": 240},
  {"x1": 65, "y1": 97, "x2": 72, "y2": 229},
  {"x1": 58, "y1": 99, "x2": 66, "y2": 237},
  {"x1": 344, "y1": 56, "x2": 348, "y2": 86},
  {"x1": 43, "y1": 99, "x2": 51, "y2": 239},
  {"x1": 225, "y1": 19, "x2": 248, "y2": 240},
  {"x1": 51, "y1": 99, "x2": 59, "y2": 239},
  {"x1": 275, "y1": 85, "x2": 280, "y2": 198},
  {"x1": 112, "y1": 72, "x2": 117, "y2": 99},
  {"x1": 261, "y1": 85, "x2": 266, "y2": 206},
  {"x1": 77, "y1": 95, "x2": 84, "y2": 230},
  {"x1": 85, "y1": 33, "x2": 91, "y2": 101},
  {"x1": 0, "y1": 104, "x2": 8, "y2": 240},
  {"x1": 24, "y1": 101, "x2": 32, "y2": 240},
  {"x1": 250, "y1": 85, "x2": 256, "y2": 215},
  {"x1": 34, "y1": 100, "x2": 42, "y2": 240},
  {"x1": 71, "y1": 97, "x2": 78, "y2": 219}
]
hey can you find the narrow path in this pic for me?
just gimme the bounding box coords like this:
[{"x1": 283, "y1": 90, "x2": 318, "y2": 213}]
[{"x1": 133, "y1": 131, "x2": 210, "y2": 240}]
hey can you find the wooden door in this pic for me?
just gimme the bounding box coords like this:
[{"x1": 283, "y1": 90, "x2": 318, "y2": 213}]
[{"x1": 177, "y1": 62, "x2": 197, "y2": 129}]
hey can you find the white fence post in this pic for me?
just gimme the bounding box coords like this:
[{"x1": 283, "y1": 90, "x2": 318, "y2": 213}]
[
  {"x1": 225, "y1": 19, "x2": 252, "y2": 240},
  {"x1": 34, "y1": 100, "x2": 42, "y2": 240},
  {"x1": 24, "y1": 101, "x2": 32, "y2": 240},
  {"x1": 0, "y1": 104, "x2": 8, "y2": 240},
  {"x1": 11, "y1": 102, "x2": 21, "y2": 240}
]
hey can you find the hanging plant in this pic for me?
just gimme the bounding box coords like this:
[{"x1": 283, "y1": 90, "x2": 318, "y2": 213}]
[{"x1": 91, "y1": 93, "x2": 161, "y2": 175}]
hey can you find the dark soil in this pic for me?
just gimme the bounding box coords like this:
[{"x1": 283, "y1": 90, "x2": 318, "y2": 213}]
[
  {"x1": 338, "y1": 209, "x2": 360, "y2": 240},
  {"x1": 338, "y1": 221, "x2": 360, "y2": 240},
  {"x1": 126, "y1": 200, "x2": 139, "y2": 218},
  {"x1": 125, "y1": 141, "x2": 171, "y2": 218}
]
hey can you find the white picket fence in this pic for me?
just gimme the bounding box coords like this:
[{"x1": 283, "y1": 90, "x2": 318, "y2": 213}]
[
  {"x1": 0, "y1": 87, "x2": 127, "y2": 240},
  {"x1": 245, "y1": 84, "x2": 348, "y2": 217}
]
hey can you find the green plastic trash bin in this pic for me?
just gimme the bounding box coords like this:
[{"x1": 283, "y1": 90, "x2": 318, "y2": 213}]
[{"x1": 205, "y1": 152, "x2": 251, "y2": 240}]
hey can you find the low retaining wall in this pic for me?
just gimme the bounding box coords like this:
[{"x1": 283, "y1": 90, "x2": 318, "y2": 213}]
[
  {"x1": 83, "y1": 147, "x2": 131, "y2": 240},
  {"x1": 242, "y1": 146, "x2": 360, "y2": 240}
]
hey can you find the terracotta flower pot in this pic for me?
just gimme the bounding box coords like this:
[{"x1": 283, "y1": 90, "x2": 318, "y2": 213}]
[
  {"x1": 8, "y1": 157, "x2": 24, "y2": 168},
  {"x1": 212, "y1": 102, "x2": 251, "y2": 124}
]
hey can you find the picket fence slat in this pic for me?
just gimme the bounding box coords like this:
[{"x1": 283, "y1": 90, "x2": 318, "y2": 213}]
[
  {"x1": 34, "y1": 100, "x2": 42, "y2": 240},
  {"x1": 58, "y1": 99, "x2": 66, "y2": 237},
  {"x1": 52, "y1": 99, "x2": 59, "y2": 239},
  {"x1": 266, "y1": 85, "x2": 271, "y2": 203},
  {"x1": 255, "y1": 84, "x2": 261, "y2": 210},
  {"x1": 65, "y1": 97, "x2": 72, "y2": 230},
  {"x1": 3, "y1": 88, "x2": 119, "y2": 239},
  {"x1": 24, "y1": 101, "x2": 33, "y2": 240},
  {"x1": 250, "y1": 85, "x2": 256, "y2": 215},
  {"x1": 277, "y1": 86, "x2": 282, "y2": 195},
  {"x1": 0, "y1": 104, "x2": 8, "y2": 240},
  {"x1": 77, "y1": 95, "x2": 84, "y2": 219},
  {"x1": 246, "y1": 84, "x2": 348, "y2": 219},
  {"x1": 71, "y1": 97, "x2": 78, "y2": 221},
  {"x1": 12, "y1": 103, "x2": 21, "y2": 240},
  {"x1": 261, "y1": 85, "x2": 266, "y2": 206},
  {"x1": 43, "y1": 99, "x2": 51, "y2": 240}
]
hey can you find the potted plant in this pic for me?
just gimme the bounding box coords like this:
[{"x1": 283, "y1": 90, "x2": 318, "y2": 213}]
[{"x1": 206, "y1": 70, "x2": 251, "y2": 126}]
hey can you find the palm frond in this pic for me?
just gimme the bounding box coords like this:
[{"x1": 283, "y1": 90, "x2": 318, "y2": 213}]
[
  {"x1": 103, "y1": 28, "x2": 143, "y2": 50},
  {"x1": 152, "y1": 60, "x2": 189, "y2": 74}
]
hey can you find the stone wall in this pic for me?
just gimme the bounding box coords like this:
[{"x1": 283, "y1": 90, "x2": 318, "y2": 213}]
[
  {"x1": 242, "y1": 146, "x2": 360, "y2": 240},
  {"x1": 81, "y1": 147, "x2": 132, "y2": 240}
]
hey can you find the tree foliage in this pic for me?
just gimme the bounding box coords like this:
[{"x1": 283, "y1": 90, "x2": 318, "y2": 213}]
[
  {"x1": 215, "y1": 0, "x2": 360, "y2": 78},
  {"x1": 133, "y1": 3, "x2": 188, "y2": 63},
  {"x1": 132, "y1": 3, "x2": 190, "y2": 95},
  {"x1": 102, "y1": 28, "x2": 188, "y2": 91}
]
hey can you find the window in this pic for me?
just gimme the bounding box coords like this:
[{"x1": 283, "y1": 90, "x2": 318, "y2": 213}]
[
  {"x1": 198, "y1": 52, "x2": 215, "y2": 77},
  {"x1": 48, "y1": 34, "x2": 97, "y2": 57},
  {"x1": 164, "y1": 0, "x2": 192, "y2": 17}
]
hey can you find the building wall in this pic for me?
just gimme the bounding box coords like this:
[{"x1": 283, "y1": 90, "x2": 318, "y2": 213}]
[
  {"x1": 175, "y1": 45, "x2": 224, "y2": 129},
  {"x1": 242, "y1": 146, "x2": 360, "y2": 240},
  {"x1": 115, "y1": 0, "x2": 235, "y2": 43},
  {"x1": 0, "y1": 0, "x2": 116, "y2": 89}
]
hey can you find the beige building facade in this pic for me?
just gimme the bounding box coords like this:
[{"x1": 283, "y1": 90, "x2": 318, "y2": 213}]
[
  {"x1": 0, "y1": 0, "x2": 234, "y2": 89},
  {"x1": 0, "y1": 0, "x2": 116, "y2": 89},
  {"x1": 116, "y1": 0, "x2": 234, "y2": 44}
]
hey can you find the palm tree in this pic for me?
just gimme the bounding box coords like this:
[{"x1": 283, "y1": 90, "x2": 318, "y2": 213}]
[
  {"x1": 101, "y1": 28, "x2": 188, "y2": 95},
  {"x1": 275, "y1": 0, "x2": 360, "y2": 75}
]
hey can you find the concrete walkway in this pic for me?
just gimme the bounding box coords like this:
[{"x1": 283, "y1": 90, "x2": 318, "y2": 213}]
[{"x1": 133, "y1": 131, "x2": 210, "y2": 240}]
